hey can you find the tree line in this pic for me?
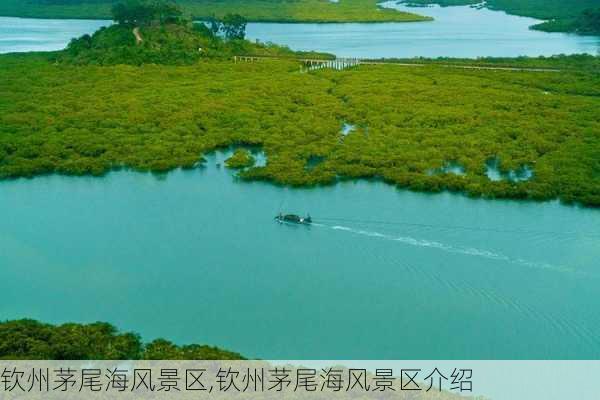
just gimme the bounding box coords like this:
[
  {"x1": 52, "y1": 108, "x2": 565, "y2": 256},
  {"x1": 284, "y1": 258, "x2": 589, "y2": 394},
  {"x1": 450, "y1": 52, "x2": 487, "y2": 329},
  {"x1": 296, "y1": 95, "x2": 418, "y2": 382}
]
[
  {"x1": 111, "y1": 0, "x2": 248, "y2": 39},
  {"x1": 0, "y1": 319, "x2": 244, "y2": 360}
]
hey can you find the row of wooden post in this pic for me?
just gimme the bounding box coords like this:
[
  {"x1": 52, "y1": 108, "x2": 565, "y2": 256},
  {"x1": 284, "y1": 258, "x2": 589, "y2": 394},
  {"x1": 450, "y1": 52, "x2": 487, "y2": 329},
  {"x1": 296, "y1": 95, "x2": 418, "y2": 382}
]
[{"x1": 233, "y1": 55, "x2": 363, "y2": 71}]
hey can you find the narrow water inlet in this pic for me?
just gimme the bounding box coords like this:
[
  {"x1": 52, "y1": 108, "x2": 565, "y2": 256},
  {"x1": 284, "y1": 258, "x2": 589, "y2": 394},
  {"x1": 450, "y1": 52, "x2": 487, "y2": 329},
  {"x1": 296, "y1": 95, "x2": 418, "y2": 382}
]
[
  {"x1": 205, "y1": 145, "x2": 268, "y2": 169},
  {"x1": 486, "y1": 157, "x2": 534, "y2": 182},
  {"x1": 340, "y1": 122, "x2": 356, "y2": 136},
  {"x1": 427, "y1": 161, "x2": 466, "y2": 176}
]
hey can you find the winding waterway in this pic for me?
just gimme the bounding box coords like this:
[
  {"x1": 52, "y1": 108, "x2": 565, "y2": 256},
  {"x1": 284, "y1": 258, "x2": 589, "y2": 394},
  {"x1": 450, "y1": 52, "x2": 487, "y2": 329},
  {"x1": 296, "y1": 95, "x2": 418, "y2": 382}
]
[
  {"x1": 1, "y1": 2, "x2": 599, "y2": 57},
  {"x1": 1, "y1": 152, "x2": 599, "y2": 359},
  {"x1": 247, "y1": 1, "x2": 600, "y2": 58}
]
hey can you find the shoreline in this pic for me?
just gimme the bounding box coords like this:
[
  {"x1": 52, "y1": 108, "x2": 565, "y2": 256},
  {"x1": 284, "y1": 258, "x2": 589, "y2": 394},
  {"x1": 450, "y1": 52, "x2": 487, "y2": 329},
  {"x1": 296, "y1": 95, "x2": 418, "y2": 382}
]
[
  {"x1": 0, "y1": 13, "x2": 432, "y2": 24},
  {"x1": 0, "y1": 0, "x2": 431, "y2": 24},
  {"x1": 1, "y1": 156, "x2": 597, "y2": 210},
  {"x1": 1, "y1": 53, "x2": 597, "y2": 207}
]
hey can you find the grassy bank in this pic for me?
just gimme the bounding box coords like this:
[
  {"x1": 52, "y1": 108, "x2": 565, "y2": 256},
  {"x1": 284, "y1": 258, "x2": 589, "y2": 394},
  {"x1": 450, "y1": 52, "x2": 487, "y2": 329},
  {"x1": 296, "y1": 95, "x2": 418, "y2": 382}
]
[
  {"x1": 1, "y1": 50, "x2": 599, "y2": 206},
  {"x1": 0, "y1": 0, "x2": 431, "y2": 23}
]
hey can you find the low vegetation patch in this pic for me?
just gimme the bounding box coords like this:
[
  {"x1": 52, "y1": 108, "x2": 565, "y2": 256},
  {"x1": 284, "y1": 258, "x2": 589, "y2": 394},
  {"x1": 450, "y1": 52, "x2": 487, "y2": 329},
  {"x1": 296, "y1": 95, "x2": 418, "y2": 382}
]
[
  {"x1": 1, "y1": 52, "x2": 598, "y2": 206},
  {"x1": 225, "y1": 149, "x2": 255, "y2": 169}
]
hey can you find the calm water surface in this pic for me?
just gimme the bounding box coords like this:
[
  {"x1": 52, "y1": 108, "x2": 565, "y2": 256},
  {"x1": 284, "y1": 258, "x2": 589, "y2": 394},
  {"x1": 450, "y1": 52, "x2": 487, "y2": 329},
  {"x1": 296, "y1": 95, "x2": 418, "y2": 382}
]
[
  {"x1": 1, "y1": 2, "x2": 598, "y2": 57},
  {"x1": 0, "y1": 16, "x2": 108, "y2": 53},
  {"x1": 246, "y1": 1, "x2": 599, "y2": 57},
  {"x1": 1, "y1": 4, "x2": 600, "y2": 360},
  {"x1": 2, "y1": 153, "x2": 599, "y2": 359}
]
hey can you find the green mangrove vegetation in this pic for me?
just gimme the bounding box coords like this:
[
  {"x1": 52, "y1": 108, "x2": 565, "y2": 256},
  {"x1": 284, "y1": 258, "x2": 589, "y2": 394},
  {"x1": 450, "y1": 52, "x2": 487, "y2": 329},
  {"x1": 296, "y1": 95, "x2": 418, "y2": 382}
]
[
  {"x1": 58, "y1": 1, "x2": 332, "y2": 66},
  {"x1": 535, "y1": 8, "x2": 600, "y2": 35},
  {"x1": 1, "y1": 49, "x2": 599, "y2": 206},
  {"x1": 0, "y1": 6, "x2": 599, "y2": 207},
  {"x1": 365, "y1": 54, "x2": 600, "y2": 73},
  {"x1": 0, "y1": 319, "x2": 244, "y2": 360},
  {"x1": 226, "y1": 149, "x2": 255, "y2": 168},
  {"x1": 0, "y1": 0, "x2": 431, "y2": 23}
]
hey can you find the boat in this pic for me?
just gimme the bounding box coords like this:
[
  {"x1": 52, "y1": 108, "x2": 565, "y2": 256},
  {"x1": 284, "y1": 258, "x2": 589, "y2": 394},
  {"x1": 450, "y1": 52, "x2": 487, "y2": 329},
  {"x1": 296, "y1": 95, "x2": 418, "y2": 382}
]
[{"x1": 275, "y1": 213, "x2": 312, "y2": 225}]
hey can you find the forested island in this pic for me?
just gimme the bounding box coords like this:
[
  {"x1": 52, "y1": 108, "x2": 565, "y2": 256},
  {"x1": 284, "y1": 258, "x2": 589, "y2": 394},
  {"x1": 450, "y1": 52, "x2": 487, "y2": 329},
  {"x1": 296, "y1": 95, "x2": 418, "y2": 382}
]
[
  {"x1": 0, "y1": 319, "x2": 243, "y2": 359},
  {"x1": 0, "y1": 0, "x2": 431, "y2": 23},
  {"x1": 404, "y1": 0, "x2": 600, "y2": 34},
  {"x1": 0, "y1": 0, "x2": 598, "y2": 207}
]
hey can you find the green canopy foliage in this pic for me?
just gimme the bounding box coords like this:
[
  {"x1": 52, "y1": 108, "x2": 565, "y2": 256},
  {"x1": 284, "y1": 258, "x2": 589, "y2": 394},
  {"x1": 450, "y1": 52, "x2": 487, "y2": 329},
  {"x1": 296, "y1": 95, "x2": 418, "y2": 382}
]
[
  {"x1": 0, "y1": 319, "x2": 244, "y2": 360},
  {"x1": 111, "y1": 0, "x2": 183, "y2": 26},
  {"x1": 225, "y1": 149, "x2": 255, "y2": 169},
  {"x1": 1, "y1": 51, "x2": 598, "y2": 206},
  {"x1": 575, "y1": 8, "x2": 600, "y2": 34},
  {"x1": 218, "y1": 13, "x2": 248, "y2": 40}
]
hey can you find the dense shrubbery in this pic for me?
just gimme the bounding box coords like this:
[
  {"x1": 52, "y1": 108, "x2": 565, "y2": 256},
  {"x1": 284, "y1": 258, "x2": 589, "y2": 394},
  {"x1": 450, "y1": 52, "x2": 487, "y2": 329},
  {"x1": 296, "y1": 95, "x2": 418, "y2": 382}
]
[
  {"x1": 484, "y1": 0, "x2": 598, "y2": 21},
  {"x1": 59, "y1": 23, "x2": 331, "y2": 65},
  {"x1": 225, "y1": 149, "x2": 255, "y2": 169},
  {"x1": 1, "y1": 50, "x2": 598, "y2": 206},
  {"x1": 0, "y1": 320, "x2": 244, "y2": 360},
  {"x1": 370, "y1": 54, "x2": 600, "y2": 75},
  {"x1": 58, "y1": 2, "x2": 332, "y2": 66},
  {"x1": 573, "y1": 8, "x2": 600, "y2": 34},
  {"x1": 61, "y1": 23, "x2": 217, "y2": 65},
  {"x1": 111, "y1": 0, "x2": 183, "y2": 26}
]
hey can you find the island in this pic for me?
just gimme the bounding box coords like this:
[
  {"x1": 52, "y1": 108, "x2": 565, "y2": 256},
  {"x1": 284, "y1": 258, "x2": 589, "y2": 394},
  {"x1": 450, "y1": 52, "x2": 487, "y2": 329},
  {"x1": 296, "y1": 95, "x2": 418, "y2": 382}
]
[{"x1": 226, "y1": 149, "x2": 256, "y2": 169}]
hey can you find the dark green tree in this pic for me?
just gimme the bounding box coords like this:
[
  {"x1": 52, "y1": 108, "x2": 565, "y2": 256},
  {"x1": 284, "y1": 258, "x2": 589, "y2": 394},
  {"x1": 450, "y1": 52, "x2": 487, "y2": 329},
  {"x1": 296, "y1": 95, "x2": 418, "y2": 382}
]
[
  {"x1": 207, "y1": 15, "x2": 222, "y2": 36},
  {"x1": 111, "y1": 0, "x2": 182, "y2": 26},
  {"x1": 221, "y1": 13, "x2": 247, "y2": 40},
  {"x1": 153, "y1": 0, "x2": 183, "y2": 24},
  {"x1": 112, "y1": 0, "x2": 152, "y2": 25},
  {"x1": 577, "y1": 8, "x2": 600, "y2": 33},
  {"x1": 0, "y1": 320, "x2": 243, "y2": 360}
]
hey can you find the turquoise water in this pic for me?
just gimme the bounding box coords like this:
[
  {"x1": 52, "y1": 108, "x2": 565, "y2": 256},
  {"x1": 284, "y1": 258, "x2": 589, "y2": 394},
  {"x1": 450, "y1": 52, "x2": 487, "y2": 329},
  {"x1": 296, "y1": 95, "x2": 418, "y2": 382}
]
[
  {"x1": 1, "y1": 2, "x2": 599, "y2": 57},
  {"x1": 1, "y1": 4, "x2": 599, "y2": 360},
  {"x1": 0, "y1": 16, "x2": 108, "y2": 54},
  {"x1": 2, "y1": 152, "x2": 599, "y2": 359},
  {"x1": 245, "y1": 2, "x2": 599, "y2": 58}
]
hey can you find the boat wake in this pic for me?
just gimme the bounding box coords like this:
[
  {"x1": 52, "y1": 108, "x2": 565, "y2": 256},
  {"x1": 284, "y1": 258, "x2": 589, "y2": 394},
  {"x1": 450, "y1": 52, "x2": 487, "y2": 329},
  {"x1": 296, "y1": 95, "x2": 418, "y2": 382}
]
[
  {"x1": 325, "y1": 224, "x2": 576, "y2": 275},
  {"x1": 313, "y1": 222, "x2": 599, "y2": 348}
]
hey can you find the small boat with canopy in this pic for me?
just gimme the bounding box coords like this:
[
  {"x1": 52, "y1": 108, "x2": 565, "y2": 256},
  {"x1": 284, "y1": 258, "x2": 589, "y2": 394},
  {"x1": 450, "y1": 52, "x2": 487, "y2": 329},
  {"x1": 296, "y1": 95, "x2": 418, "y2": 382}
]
[{"x1": 275, "y1": 213, "x2": 312, "y2": 225}]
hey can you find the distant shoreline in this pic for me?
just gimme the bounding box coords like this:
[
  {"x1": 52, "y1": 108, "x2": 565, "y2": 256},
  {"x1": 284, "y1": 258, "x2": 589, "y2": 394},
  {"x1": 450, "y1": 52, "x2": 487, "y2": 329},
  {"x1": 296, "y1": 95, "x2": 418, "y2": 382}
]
[
  {"x1": 0, "y1": 0, "x2": 431, "y2": 24},
  {"x1": 0, "y1": 14, "x2": 432, "y2": 24}
]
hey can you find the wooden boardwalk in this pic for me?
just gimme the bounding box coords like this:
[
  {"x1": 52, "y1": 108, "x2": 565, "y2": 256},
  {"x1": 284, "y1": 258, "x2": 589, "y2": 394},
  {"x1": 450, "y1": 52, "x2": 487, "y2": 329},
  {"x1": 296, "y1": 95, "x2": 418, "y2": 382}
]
[
  {"x1": 232, "y1": 55, "x2": 561, "y2": 73},
  {"x1": 234, "y1": 55, "x2": 360, "y2": 71}
]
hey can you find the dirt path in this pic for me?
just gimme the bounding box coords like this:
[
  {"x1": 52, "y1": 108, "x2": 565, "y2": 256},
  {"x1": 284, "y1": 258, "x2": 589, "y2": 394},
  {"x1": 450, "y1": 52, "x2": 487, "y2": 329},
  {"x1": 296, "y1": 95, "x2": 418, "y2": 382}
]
[{"x1": 133, "y1": 27, "x2": 143, "y2": 44}]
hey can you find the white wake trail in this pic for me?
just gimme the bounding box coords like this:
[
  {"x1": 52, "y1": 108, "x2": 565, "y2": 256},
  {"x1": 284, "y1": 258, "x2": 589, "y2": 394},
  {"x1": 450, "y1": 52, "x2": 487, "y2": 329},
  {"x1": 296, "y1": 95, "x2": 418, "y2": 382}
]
[{"x1": 327, "y1": 225, "x2": 575, "y2": 274}]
